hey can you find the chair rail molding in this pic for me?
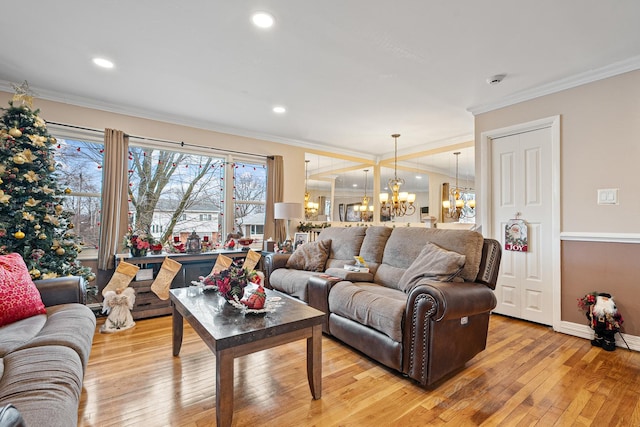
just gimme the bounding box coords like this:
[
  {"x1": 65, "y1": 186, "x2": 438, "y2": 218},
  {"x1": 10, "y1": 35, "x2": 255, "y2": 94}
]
[{"x1": 560, "y1": 232, "x2": 640, "y2": 244}]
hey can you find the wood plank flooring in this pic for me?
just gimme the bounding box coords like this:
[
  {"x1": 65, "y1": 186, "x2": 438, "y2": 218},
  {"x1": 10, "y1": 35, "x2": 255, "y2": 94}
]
[{"x1": 78, "y1": 313, "x2": 640, "y2": 426}]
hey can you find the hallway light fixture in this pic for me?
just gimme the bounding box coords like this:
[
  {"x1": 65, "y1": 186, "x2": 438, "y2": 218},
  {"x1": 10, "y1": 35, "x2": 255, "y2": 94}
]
[
  {"x1": 356, "y1": 169, "x2": 374, "y2": 221},
  {"x1": 379, "y1": 134, "x2": 416, "y2": 218},
  {"x1": 304, "y1": 160, "x2": 319, "y2": 219},
  {"x1": 443, "y1": 152, "x2": 475, "y2": 220}
]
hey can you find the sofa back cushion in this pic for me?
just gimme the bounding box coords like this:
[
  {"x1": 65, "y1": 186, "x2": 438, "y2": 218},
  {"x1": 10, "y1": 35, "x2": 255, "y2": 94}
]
[
  {"x1": 318, "y1": 227, "x2": 367, "y2": 269},
  {"x1": 285, "y1": 239, "x2": 332, "y2": 272},
  {"x1": 0, "y1": 253, "x2": 47, "y2": 327},
  {"x1": 357, "y1": 226, "x2": 393, "y2": 275},
  {"x1": 375, "y1": 228, "x2": 484, "y2": 290},
  {"x1": 397, "y1": 242, "x2": 466, "y2": 292}
]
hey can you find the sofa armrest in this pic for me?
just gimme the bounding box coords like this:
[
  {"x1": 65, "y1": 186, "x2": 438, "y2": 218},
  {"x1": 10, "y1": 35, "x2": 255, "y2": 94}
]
[
  {"x1": 308, "y1": 275, "x2": 344, "y2": 334},
  {"x1": 263, "y1": 253, "x2": 291, "y2": 288},
  {"x1": 34, "y1": 276, "x2": 86, "y2": 307},
  {"x1": 408, "y1": 280, "x2": 497, "y2": 322},
  {"x1": 0, "y1": 404, "x2": 25, "y2": 427},
  {"x1": 403, "y1": 280, "x2": 497, "y2": 385}
]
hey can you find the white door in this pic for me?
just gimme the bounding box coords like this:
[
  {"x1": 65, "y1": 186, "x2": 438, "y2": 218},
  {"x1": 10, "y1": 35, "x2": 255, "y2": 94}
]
[{"x1": 490, "y1": 126, "x2": 554, "y2": 325}]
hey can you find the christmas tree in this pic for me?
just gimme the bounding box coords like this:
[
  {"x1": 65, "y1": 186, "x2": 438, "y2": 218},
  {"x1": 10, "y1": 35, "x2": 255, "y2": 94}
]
[{"x1": 0, "y1": 83, "x2": 95, "y2": 283}]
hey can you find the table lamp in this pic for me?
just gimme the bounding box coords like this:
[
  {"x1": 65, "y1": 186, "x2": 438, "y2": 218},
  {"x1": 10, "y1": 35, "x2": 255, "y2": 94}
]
[{"x1": 274, "y1": 202, "x2": 302, "y2": 242}]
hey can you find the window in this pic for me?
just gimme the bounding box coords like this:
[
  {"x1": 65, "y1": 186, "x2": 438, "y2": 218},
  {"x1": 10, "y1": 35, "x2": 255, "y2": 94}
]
[
  {"x1": 53, "y1": 136, "x2": 104, "y2": 258},
  {"x1": 234, "y1": 161, "x2": 267, "y2": 241},
  {"x1": 51, "y1": 128, "x2": 268, "y2": 259},
  {"x1": 128, "y1": 144, "x2": 226, "y2": 245}
]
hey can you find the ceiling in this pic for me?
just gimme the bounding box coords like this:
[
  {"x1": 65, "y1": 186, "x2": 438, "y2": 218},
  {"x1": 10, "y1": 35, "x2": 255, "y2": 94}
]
[{"x1": 1, "y1": 1, "x2": 640, "y2": 186}]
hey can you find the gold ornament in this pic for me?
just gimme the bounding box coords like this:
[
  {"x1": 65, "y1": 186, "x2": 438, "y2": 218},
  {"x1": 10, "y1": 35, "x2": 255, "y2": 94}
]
[
  {"x1": 50, "y1": 136, "x2": 57, "y2": 144},
  {"x1": 67, "y1": 223, "x2": 74, "y2": 229},
  {"x1": 64, "y1": 188, "x2": 72, "y2": 194},
  {"x1": 9, "y1": 128, "x2": 22, "y2": 138},
  {"x1": 55, "y1": 205, "x2": 63, "y2": 215},
  {"x1": 13, "y1": 154, "x2": 26, "y2": 165},
  {"x1": 87, "y1": 274, "x2": 96, "y2": 282},
  {"x1": 56, "y1": 247, "x2": 66, "y2": 256},
  {"x1": 29, "y1": 269, "x2": 41, "y2": 279},
  {"x1": 38, "y1": 233, "x2": 47, "y2": 240},
  {"x1": 48, "y1": 165, "x2": 55, "y2": 172},
  {"x1": 34, "y1": 224, "x2": 41, "y2": 230},
  {"x1": 14, "y1": 230, "x2": 25, "y2": 239}
]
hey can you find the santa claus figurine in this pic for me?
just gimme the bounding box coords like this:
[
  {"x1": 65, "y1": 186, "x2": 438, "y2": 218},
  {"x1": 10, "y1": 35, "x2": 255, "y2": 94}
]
[{"x1": 582, "y1": 292, "x2": 623, "y2": 351}]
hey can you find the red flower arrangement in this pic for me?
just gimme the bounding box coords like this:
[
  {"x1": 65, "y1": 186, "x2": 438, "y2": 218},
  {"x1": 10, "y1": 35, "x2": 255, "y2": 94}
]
[{"x1": 201, "y1": 259, "x2": 265, "y2": 306}]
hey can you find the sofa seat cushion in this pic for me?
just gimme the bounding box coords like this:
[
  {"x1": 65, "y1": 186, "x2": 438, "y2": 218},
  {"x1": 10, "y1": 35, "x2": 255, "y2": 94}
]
[
  {"x1": 15, "y1": 304, "x2": 96, "y2": 370},
  {"x1": 269, "y1": 269, "x2": 321, "y2": 302},
  {"x1": 328, "y1": 282, "x2": 406, "y2": 342},
  {"x1": 0, "y1": 345, "x2": 84, "y2": 427},
  {"x1": 0, "y1": 313, "x2": 47, "y2": 357}
]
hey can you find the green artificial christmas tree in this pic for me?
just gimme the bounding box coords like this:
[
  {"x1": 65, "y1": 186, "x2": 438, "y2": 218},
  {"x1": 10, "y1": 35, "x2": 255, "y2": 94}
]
[{"x1": 0, "y1": 83, "x2": 95, "y2": 284}]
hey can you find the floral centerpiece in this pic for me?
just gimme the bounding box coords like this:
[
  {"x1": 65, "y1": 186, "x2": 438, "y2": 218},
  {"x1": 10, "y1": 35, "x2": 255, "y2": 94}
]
[
  {"x1": 123, "y1": 227, "x2": 155, "y2": 257},
  {"x1": 200, "y1": 258, "x2": 266, "y2": 308}
]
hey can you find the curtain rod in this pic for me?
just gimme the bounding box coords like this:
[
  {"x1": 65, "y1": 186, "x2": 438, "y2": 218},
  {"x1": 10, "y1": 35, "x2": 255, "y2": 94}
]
[{"x1": 48, "y1": 121, "x2": 273, "y2": 160}]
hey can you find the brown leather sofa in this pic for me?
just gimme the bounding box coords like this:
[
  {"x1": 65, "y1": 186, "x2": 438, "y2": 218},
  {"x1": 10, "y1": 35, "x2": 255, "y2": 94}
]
[{"x1": 264, "y1": 226, "x2": 501, "y2": 386}]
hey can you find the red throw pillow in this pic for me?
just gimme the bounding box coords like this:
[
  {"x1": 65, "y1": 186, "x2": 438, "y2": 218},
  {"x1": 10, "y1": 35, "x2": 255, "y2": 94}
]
[{"x1": 0, "y1": 253, "x2": 46, "y2": 326}]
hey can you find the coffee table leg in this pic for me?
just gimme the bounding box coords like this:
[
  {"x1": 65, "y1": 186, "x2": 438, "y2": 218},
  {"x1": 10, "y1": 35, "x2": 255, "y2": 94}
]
[
  {"x1": 172, "y1": 305, "x2": 183, "y2": 357},
  {"x1": 216, "y1": 348, "x2": 234, "y2": 427},
  {"x1": 307, "y1": 324, "x2": 322, "y2": 399}
]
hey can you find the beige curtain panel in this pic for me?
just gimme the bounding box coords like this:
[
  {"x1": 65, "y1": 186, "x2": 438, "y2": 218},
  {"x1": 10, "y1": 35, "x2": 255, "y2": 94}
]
[
  {"x1": 264, "y1": 155, "x2": 285, "y2": 243},
  {"x1": 97, "y1": 129, "x2": 130, "y2": 270}
]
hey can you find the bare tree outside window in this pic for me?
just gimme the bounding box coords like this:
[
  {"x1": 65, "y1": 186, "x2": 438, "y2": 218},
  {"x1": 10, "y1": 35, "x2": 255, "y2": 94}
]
[{"x1": 128, "y1": 146, "x2": 225, "y2": 245}]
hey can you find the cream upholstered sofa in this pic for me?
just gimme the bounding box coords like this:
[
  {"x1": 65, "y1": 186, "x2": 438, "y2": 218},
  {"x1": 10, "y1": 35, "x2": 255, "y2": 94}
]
[
  {"x1": 0, "y1": 276, "x2": 96, "y2": 427},
  {"x1": 264, "y1": 226, "x2": 501, "y2": 386}
]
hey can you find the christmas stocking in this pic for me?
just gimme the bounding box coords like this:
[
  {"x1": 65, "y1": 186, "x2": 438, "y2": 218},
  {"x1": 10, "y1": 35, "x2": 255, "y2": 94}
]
[
  {"x1": 151, "y1": 257, "x2": 182, "y2": 300},
  {"x1": 102, "y1": 261, "x2": 139, "y2": 296}
]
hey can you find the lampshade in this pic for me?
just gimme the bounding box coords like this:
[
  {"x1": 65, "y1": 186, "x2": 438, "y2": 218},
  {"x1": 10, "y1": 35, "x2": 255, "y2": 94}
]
[{"x1": 274, "y1": 202, "x2": 302, "y2": 219}]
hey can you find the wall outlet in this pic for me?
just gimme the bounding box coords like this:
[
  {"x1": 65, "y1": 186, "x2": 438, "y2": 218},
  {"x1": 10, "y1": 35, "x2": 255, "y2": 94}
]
[{"x1": 597, "y1": 188, "x2": 618, "y2": 205}]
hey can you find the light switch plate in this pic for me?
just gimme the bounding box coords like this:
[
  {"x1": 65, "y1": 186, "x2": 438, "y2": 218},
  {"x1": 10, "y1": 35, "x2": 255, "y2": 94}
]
[{"x1": 597, "y1": 188, "x2": 618, "y2": 205}]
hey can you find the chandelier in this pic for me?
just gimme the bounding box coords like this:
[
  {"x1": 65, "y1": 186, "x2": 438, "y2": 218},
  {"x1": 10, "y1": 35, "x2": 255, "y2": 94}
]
[
  {"x1": 443, "y1": 152, "x2": 476, "y2": 220},
  {"x1": 379, "y1": 134, "x2": 416, "y2": 218},
  {"x1": 304, "y1": 160, "x2": 319, "y2": 218},
  {"x1": 356, "y1": 169, "x2": 374, "y2": 221}
]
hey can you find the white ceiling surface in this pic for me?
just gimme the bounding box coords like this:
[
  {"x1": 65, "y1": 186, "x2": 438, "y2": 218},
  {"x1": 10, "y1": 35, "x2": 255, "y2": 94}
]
[{"x1": 1, "y1": 1, "x2": 640, "y2": 180}]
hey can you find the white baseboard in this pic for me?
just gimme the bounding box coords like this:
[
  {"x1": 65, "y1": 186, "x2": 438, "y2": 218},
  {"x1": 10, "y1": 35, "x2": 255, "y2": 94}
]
[{"x1": 556, "y1": 321, "x2": 640, "y2": 352}]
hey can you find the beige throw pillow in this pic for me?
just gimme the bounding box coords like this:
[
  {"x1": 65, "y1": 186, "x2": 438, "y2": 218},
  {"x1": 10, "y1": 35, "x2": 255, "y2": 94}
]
[
  {"x1": 286, "y1": 239, "x2": 332, "y2": 272},
  {"x1": 397, "y1": 242, "x2": 466, "y2": 292}
]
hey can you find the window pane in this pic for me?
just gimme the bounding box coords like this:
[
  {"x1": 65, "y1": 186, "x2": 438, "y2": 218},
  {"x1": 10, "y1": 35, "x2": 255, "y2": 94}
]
[
  {"x1": 128, "y1": 145, "x2": 225, "y2": 246},
  {"x1": 233, "y1": 161, "x2": 266, "y2": 247},
  {"x1": 54, "y1": 138, "x2": 103, "y2": 255}
]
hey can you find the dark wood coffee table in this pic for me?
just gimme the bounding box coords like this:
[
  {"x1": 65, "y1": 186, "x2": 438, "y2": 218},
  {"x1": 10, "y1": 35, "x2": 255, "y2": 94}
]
[{"x1": 170, "y1": 287, "x2": 324, "y2": 427}]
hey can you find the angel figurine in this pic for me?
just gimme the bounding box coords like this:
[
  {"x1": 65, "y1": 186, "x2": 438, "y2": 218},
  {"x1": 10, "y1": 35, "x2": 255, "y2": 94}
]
[{"x1": 100, "y1": 287, "x2": 136, "y2": 333}]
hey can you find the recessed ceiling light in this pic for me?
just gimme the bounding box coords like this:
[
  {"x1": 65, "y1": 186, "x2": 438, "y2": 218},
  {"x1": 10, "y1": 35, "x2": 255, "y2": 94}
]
[
  {"x1": 92, "y1": 57, "x2": 114, "y2": 69},
  {"x1": 352, "y1": 184, "x2": 358, "y2": 188},
  {"x1": 416, "y1": 175, "x2": 422, "y2": 179},
  {"x1": 272, "y1": 106, "x2": 286, "y2": 114},
  {"x1": 252, "y1": 12, "x2": 275, "y2": 28}
]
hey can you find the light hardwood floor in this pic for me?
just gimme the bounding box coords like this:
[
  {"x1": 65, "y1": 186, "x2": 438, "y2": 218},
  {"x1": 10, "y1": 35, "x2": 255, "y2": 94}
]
[{"x1": 78, "y1": 313, "x2": 640, "y2": 426}]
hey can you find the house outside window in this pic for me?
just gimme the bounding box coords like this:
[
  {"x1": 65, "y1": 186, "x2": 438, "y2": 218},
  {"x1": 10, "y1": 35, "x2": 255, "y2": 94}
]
[{"x1": 233, "y1": 161, "x2": 267, "y2": 245}]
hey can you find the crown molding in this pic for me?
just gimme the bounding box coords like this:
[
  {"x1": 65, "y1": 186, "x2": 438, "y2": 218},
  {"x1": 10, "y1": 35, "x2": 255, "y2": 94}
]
[
  {"x1": 467, "y1": 55, "x2": 640, "y2": 115},
  {"x1": 0, "y1": 80, "x2": 376, "y2": 161}
]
